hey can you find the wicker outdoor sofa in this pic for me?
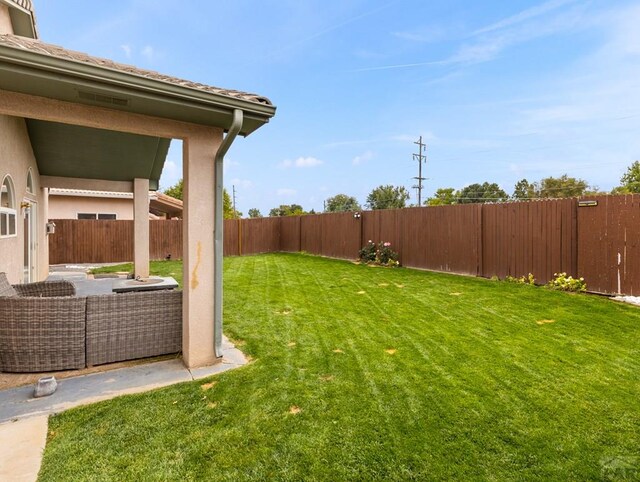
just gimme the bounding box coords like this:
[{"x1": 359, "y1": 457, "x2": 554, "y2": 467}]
[{"x1": 0, "y1": 272, "x2": 182, "y2": 373}]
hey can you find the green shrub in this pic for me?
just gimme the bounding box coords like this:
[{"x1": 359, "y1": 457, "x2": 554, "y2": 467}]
[
  {"x1": 358, "y1": 241, "x2": 377, "y2": 263},
  {"x1": 547, "y1": 272, "x2": 586, "y2": 292},
  {"x1": 505, "y1": 273, "x2": 536, "y2": 285},
  {"x1": 358, "y1": 240, "x2": 399, "y2": 267}
]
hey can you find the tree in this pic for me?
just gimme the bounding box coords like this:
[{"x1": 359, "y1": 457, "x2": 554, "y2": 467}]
[
  {"x1": 365, "y1": 185, "x2": 410, "y2": 210},
  {"x1": 223, "y1": 189, "x2": 241, "y2": 219},
  {"x1": 324, "y1": 194, "x2": 361, "y2": 212},
  {"x1": 512, "y1": 175, "x2": 592, "y2": 200},
  {"x1": 455, "y1": 182, "x2": 508, "y2": 204},
  {"x1": 163, "y1": 179, "x2": 183, "y2": 200},
  {"x1": 164, "y1": 179, "x2": 239, "y2": 217},
  {"x1": 248, "y1": 208, "x2": 262, "y2": 218},
  {"x1": 512, "y1": 179, "x2": 535, "y2": 200},
  {"x1": 426, "y1": 188, "x2": 456, "y2": 206},
  {"x1": 269, "y1": 204, "x2": 306, "y2": 217},
  {"x1": 611, "y1": 185, "x2": 631, "y2": 195},
  {"x1": 617, "y1": 161, "x2": 640, "y2": 193},
  {"x1": 537, "y1": 174, "x2": 590, "y2": 198}
]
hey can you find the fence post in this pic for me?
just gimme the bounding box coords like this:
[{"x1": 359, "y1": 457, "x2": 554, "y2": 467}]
[
  {"x1": 238, "y1": 219, "x2": 242, "y2": 256},
  {"x1": 477, "y1": 204, "x2": 484, "y2": 277}
]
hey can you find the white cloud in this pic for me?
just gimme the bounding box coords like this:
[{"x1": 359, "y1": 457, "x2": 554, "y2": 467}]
[
  {"x1": 279, "y1": 156, "x2": 323, "y2": 168},
  {"x1": 277, "y1": 188, "x2": 297, "y2": 196},
  {"x1": 472, "y1": 0, "x2": 579, "y2": 36},
  {"x1": 141, "y1": 45, "x2": 156, "y2": 62},
  {"x1": 450, "y1": 3, "x2": 587, "y2": 65},
  {"x1": 393, "y1": 31, "x2": 427, "y2": 42},
  {"x1": 352, "y1": 150, "x2": 374, "y2": 165},
  {"x1": 392, "y1": 26, "x2": 447, "y2": 43},
  {"x1": 353, "y1": 1, "x2": 586, "y2": 72},
  {"x1": 120, "y1": 44, "x2": 132, "y2": 58},
  {"x1": 223, "y1": 158, "x2": 240, "y2": 174}
]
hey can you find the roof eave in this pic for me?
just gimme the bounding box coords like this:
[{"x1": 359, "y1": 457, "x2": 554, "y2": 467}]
[{"x1": 0, "y1": 44, "x2": 276, "y2": 136}]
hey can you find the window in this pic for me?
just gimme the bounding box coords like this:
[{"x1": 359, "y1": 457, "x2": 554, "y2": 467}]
[
  {"x1": 1, "y1": 175, "x2": 17, "y2": 237},
  {"x1": 77, "y1": 213, "x2": 117, "y2": 220},
  {"x1": 26, "y1": 169, "x2": 34, "y2": 195}
]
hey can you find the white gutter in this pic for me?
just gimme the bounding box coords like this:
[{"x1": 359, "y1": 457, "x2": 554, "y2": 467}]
[{"x1": 214, "y1": 108, "x2": 243, "y2": 357}]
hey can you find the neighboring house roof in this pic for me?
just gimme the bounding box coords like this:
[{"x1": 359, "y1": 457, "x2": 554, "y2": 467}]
[
  {"x1": 49, "y1": 188, "x2": 184, "y2": 218},
  {"x1": 150, "y1": 192, "x2": 183, "y2": 218}
]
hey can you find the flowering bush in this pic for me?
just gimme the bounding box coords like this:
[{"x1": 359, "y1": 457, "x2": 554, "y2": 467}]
[
  {"x1": 505, "y1": 273, "x2": 536, "y2": 285},
  {"x1": 358, "y1": 240, "x2": 399, "y2": 267},
  {"x1": 358, "y1": 240, "x2": 377, "y2": 263},
  {"x1": 547, "y1": 272, "x2": 586, "y2": 292}
]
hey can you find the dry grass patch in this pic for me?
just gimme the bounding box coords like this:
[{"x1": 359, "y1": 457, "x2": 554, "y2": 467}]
[{"x1": 536, "y1": 319, "x2": 556, "y2": 325}]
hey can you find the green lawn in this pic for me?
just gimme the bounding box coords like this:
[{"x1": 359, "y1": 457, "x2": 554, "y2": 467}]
[{"x1": 42, "y1": 254, "x2": 640, "y2": 480}]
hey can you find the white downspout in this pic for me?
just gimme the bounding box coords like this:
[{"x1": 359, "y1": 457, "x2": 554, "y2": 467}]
[{"x1": 214, "y1": 109, "x2": 243, "y2": 357}]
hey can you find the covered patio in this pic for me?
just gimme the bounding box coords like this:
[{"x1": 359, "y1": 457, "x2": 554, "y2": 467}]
[{"x1": 0, "y1": 33, "x2": 276, "y2": 368}]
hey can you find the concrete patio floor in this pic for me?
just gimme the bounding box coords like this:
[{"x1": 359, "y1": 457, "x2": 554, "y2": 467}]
[{"x1": 0, "y1": 335, "x2": 249, "y2": 481}]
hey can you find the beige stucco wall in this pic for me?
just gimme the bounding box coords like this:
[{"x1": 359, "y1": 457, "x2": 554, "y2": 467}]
[
  {"x1": 0, "y1": 115, "x2": 44, "y2": 283},
  {"x1": 48, "y1": 195, "x2": 134, "y2": 220}
]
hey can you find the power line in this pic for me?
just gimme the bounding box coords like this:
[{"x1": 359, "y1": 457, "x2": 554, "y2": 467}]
[
  {"x1": 232, "y1": 185, "x2": 238, "y2": 218},
  {"x1": 412, "y1": 136, "x2": 428, "y2": 206}
]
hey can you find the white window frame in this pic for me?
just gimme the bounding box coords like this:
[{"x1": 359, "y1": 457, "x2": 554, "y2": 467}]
[{"x1": 1, "y1": 175, "x2": 17, "y2": 238}]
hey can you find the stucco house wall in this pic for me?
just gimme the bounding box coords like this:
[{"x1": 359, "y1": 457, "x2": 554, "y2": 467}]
[
  {"x1": 49, "y1": 194, "x2": 134, "y2": 220},
  {"x1": 0, "y1": 4, "x2": 46, "y2": 283},
  {"x1": 0, "y1": 114, "x2": 46, "y2": 283}
]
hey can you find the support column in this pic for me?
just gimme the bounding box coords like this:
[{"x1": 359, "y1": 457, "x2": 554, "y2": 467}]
[
  {"x1": 182, "y1": 130, "x2": 222, "y2": 368},
  {"x1": 133, "y1": 178, "x2": 150, "y2": 278}
]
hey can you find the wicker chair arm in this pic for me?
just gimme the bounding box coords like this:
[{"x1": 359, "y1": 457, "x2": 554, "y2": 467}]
[
  {"x1": 0, "y1": 296, "x2": 86, "y2": 372},
  {"x1": 13, "y1": 280, "x2": 76, "y2": 297}
]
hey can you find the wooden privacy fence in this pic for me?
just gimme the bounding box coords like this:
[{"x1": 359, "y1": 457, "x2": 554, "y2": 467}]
[
  {"x1": 49, "y1": 219, "x2": 183, "y2": 264},
  {"x1": 225, "y1": 201, "x2": 579, "y2": 286},
  {"x1": 49, "y1": 194, "x2": 640, "y2": 295}
]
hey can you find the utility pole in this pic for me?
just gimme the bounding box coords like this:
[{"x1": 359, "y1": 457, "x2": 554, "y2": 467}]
[
  {"x1": 412, "y1": 136, "x2": 427, "y2": 206},
  {"x1": 232, "y1": 184, "x2": 238, "y2": 219}
]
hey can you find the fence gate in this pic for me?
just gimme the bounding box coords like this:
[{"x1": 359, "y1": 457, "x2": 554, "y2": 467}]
[{"x1": 577, "y1": 195, "x2": 640, "y2": 295}]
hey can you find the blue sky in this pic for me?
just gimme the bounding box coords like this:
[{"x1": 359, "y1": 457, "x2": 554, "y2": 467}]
[{"x1": 34, "y1": 0, "x2": 640, "y2": 214}]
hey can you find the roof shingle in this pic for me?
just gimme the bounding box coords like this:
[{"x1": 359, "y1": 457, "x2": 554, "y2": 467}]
[{"x1": 0, "y1": 33, "x2": 273, "y2": 106}]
